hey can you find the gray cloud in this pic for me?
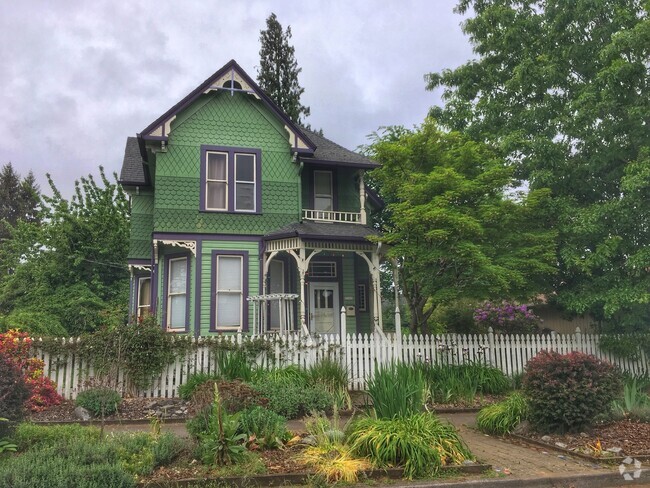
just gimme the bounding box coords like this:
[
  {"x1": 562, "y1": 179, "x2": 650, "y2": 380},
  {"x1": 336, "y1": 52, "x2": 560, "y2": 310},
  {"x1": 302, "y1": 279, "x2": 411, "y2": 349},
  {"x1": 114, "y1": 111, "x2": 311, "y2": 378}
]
[{"x1": 1, "y1": 0, "x2": 473, "y2": 195}]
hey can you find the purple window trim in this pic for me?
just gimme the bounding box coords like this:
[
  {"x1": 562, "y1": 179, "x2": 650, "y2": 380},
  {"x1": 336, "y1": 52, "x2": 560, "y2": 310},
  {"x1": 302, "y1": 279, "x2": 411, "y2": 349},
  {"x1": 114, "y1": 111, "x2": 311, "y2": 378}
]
[
  {"x1": 162, "y1": 252, "x2": 191, "y2": 333},
  {"x1": 199, "y1": 145, "x2": 262, "y2": 214},
  {"x1": 209, "y1": 250, "x2": 249, "y2": 333},
  {"x1": 193, "y1": 240, "x2": 203, "y2": 338}
]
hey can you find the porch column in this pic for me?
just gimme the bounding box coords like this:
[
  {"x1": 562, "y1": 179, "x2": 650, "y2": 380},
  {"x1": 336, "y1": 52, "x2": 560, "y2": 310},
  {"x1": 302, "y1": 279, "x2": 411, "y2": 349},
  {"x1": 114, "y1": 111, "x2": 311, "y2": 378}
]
[
  {"x1": 371, "y1": 251, "x2": 383, "y2": 331},
  {"x1": 359, "y1": 173, "x2": 367, "y2": 225},
  {"x1": 298, "y1": 246, "x2": 307, "y2": 330}
]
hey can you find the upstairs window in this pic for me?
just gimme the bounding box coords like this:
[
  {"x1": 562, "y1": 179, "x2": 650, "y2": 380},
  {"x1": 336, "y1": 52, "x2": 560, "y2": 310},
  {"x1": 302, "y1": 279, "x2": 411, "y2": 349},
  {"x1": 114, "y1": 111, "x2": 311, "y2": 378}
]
[
  {"x1": 314, "y1": 170, "x2": 333, "y2": 211},
  {"x1": 200, "y1": 146, "x2": 261, "y2": 213}
]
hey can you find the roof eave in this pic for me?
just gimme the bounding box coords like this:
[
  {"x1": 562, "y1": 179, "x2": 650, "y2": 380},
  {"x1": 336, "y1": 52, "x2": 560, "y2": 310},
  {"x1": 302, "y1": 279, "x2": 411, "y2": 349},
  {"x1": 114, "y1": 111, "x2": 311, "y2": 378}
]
[{"x1": 300, "y1": 158, "x2": 381, "y2": 169}]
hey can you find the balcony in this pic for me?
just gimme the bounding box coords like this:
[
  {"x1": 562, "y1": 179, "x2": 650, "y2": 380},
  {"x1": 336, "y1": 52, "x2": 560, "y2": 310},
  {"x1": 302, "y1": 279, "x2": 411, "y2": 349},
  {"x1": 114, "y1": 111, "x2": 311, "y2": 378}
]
[{"x1": 302, "y1": 209, "x2": 361, "y2": 224}]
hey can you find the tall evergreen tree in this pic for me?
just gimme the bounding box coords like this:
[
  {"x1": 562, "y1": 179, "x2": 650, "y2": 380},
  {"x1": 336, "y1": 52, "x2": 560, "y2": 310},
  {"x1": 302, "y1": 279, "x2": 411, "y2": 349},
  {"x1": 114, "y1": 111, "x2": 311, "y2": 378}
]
[
  {"x1": 257, "y1": 13, "x2": 310, "y2": 124},
  {"x1": 0, "y1": 163, "x2": 40, "y2": 243}
]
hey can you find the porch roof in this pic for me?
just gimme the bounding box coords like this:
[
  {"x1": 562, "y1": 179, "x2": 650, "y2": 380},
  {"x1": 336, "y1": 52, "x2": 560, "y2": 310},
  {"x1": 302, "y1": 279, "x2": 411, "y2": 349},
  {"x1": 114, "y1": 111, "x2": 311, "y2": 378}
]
[{"x1": 263, "y1": 221, "x2": 379, "y2": 243}]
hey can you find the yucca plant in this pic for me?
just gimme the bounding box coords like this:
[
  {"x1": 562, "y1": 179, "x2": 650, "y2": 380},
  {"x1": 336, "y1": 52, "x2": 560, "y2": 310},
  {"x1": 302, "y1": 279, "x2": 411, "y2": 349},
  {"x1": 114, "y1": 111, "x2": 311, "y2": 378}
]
[
  {"x1": 476, "y1": 391, "x2": 529, "y2": 435},
  {"x1": 367, "y1": 361, "x2": 429, "y2": 419},
  {"x1": 347, "y1": 413, "x2": 472, "y2": 479}
]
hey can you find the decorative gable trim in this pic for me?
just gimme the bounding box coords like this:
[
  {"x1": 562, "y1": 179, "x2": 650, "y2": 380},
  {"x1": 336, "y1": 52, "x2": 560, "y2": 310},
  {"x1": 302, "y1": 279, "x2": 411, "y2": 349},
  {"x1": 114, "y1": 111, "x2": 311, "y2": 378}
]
[{"x1": 139, "y1": 59, "x2": 315, "y2": 153}]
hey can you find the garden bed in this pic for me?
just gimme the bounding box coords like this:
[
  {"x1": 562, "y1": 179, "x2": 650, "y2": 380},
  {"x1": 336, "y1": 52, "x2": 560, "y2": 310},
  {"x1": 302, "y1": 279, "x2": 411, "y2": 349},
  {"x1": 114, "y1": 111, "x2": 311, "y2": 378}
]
[
  {"x1": 28, "y1": 398, "x2": 190, "y2": 423},
  {"x1": 510, "y1": 419, "x2": 650, "y2": 462}
]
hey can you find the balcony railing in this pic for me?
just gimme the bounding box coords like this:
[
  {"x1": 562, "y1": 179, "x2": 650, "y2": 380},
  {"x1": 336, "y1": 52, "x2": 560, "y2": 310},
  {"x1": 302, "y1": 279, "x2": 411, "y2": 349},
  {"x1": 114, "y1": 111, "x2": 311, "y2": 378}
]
[{"x1": 302, "y1": 209, "x2": 361, "y2": 224}]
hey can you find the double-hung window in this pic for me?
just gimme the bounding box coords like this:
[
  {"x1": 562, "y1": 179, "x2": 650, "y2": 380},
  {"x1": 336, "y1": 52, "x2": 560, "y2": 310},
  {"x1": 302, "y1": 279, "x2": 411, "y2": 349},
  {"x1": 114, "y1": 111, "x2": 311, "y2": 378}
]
[
  {"x1": 166, "y1": 256, "x2": 189, "y2": 330},
  {"x1": 201, "y1": 146, "x2": 261, "y2": 213},
  {"x1": 314, "y1": 170, "x2": 333, "y2": 212},
  {"x1": 137, "y1": 276, "x2": 151, "y2": 317},
  {"x1": 211, "y1": 252, "x2": 248, "y2": 331}
]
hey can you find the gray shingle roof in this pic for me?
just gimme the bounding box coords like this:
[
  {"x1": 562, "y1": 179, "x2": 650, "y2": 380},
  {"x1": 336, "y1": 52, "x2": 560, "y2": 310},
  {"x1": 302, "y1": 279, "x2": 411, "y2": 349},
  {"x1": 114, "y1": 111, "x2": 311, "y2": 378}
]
[
  {"x1": 119, "y1": 137, "x2": 149, "y2": 185},
  {"x1": 300, "y1": 127, "x2": 380, "y2": 168},
  {"x1": 264, "y1": 221, "x2": 379, "y2": 242}
]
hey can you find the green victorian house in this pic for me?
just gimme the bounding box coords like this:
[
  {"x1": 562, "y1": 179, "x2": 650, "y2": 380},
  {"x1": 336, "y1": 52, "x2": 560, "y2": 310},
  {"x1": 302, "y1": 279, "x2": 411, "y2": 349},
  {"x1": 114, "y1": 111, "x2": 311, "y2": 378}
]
[{"x1": 119, "y1": 60, "x2": 384, "y2": 337}]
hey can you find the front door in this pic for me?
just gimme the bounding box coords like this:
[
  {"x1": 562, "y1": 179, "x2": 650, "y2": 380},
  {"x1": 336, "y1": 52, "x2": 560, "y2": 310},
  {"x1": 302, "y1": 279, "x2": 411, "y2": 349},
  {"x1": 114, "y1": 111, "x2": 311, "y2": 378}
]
[{"x1": 309, "y1": 282, "x2": 339, "y2": 334}]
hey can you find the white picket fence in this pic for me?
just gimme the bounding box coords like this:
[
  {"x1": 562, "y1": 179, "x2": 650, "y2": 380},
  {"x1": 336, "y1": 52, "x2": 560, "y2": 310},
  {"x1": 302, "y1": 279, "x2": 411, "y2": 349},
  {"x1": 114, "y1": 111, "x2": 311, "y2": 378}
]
[{"x1": 32, "y1": 325, "x2": 649, "y2": 400}]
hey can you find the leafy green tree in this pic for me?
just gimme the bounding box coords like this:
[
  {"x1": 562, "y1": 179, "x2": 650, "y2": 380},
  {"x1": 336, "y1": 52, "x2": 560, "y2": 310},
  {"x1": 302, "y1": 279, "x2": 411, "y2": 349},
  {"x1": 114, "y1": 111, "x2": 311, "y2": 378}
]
[
  {"x1": 257, "y1": 13, "x2": 310, "y2": 124},
  {"x1": 367, "y1": 120, "x2": 556, "y2": 333},
  {"x1": 427, "y1": 0, "x2": 650, "y2": 331},
  {"x1": 0, "y1": 163, "x2": 40, "y2": 243},
  {"x1": 0, "y1": 167, "x2": 130, "y2": 335}
]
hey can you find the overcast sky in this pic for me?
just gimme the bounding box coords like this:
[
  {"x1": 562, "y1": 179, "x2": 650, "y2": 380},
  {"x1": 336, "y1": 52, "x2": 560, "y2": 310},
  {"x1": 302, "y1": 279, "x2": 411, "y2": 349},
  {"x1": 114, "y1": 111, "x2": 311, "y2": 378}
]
[{"x1": 1, "y1": 1, "x2": 474, "y2": 197}]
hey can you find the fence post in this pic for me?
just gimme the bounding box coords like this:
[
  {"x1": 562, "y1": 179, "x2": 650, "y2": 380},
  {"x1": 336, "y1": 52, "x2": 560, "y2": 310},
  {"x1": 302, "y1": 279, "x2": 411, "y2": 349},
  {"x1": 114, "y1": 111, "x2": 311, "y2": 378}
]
[
  {"x1": 394, "y1": 305, "x2": 403, "y2": 362},
  {"x1": 488, "y1": 327, "x2": 495, "y2": 367},
  {"x1": 574, "y1": 327, "x2": 582, "y2": 352},
  {"x1": 340, "y1": 307, "x2": 347, "y2": 366}
]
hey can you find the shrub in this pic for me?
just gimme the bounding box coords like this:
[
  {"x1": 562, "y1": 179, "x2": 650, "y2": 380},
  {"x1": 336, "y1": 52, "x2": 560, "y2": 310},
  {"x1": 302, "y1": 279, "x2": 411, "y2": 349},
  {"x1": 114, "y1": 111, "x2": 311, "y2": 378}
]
[
  {"x1": 251, "y1": 378, "x2": 333, "y2": 419},
  {"x1": 151, "y1": 432, "x2": 187, "y2": 467},
  {"x1": 348, "y1": 413, "x2": 472, "y2": 479},
  {"x1": 0, "y1": 452, "x2": 136, "y2": 488},
  {"x1": 76, "y1": 388, "x2": 122, "y2": 417},
  {"x1": 0, "y1": 310, "x2": 68, "y2": 337},
  {"x1": 238, "y1": 406, "x2": 289, "y2": 449},
  {"x1": 252, "y1": 365, "x2": 310, "y2": 386},
  {"x1": 523, "y1": 351, "x2": 622, "y2": 432},
  {"x1": 0, "y1": 354, "x2": 30, "y2": 437},
  {"x1": 0, "y1": 329, "x2": 62, "y2": 412},
  {"x1": 179, "y1": 372, "x2": 220, "y2": 400},
  {"x1": 476, "y1": 392, "x2": 529, "y2": 435},
  {"x1": 367, "y1": 361, "x2": 428, "y2": 419},
  {"x1": 14, "y1": 423, "x2": 102, "y2": 450},
  {"x1": 473, "y1": 301, "x2": 541, "y2": 334},
  {"x1": 301, "y1": 444, "x2": 370, "y2": 483}
]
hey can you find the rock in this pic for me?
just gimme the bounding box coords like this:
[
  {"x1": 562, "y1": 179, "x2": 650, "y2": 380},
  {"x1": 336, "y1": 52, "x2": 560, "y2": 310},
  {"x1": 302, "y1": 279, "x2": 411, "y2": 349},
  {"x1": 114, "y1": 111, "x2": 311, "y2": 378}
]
[
  {"x1": 462, "y1": 460, "x2": 476, "y2": 465},
  {"x1": 580, "y1": 432, "x2": 589, "y2": 438},
  {"x1": 606, "y1": 447, "x2": 622, "y2": 454},
  {"x1": 146, "y1": 401, "x2": 158, "y2": 409},
  {"x1": 555, "y1": 442, "x2": 568, "y2": 449},
  {"x1": 541, "y1": 435, "x2": 552, "y2": 443},
  {"x1": 74, "y1": 406, "x2": 92, "y2": 421},
  {"x1": 513, "y1": 421, "x2": 531, "y2": 435},
  {"x1": 300, "y1": 435, "x2": 318, "y2": 446},
  {"x1": 558, "y1": 455, "x2": 566, "y2": 460}
]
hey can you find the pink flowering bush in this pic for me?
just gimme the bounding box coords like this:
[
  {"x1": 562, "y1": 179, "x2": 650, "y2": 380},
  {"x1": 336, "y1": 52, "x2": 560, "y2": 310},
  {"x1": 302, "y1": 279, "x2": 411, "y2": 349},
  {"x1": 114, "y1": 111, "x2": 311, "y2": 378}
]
[{"x1": 473, "y1": 301, "x2": 541, "y2": 334}]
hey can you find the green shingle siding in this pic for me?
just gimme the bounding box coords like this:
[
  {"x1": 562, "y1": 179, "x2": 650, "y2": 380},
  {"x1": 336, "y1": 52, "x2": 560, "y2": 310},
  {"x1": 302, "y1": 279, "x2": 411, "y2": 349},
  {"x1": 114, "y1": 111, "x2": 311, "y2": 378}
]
[{"x1": 128, "y1": 193, "x2": 154, "y2": 260}]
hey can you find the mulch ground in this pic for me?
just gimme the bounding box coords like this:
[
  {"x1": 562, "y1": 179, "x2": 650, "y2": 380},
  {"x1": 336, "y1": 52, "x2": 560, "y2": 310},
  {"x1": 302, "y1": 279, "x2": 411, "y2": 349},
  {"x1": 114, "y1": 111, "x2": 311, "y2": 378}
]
[
  {"x1": 429, "y1": 394, "x2": 504, "y2": 411},
  {"x1": 28, "y1": 398, "x2": 174, "y2": 423},
  {"x1": 525, "y1": 419, "x2": 650, "y2": 457}
]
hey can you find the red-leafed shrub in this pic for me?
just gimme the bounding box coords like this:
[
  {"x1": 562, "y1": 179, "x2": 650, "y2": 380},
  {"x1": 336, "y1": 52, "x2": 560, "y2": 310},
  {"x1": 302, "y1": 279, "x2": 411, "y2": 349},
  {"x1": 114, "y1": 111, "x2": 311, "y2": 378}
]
[
  {"x1": 523, "y1": 350, "x2": 621, "y2": 432},
  {"x1": 0, "y1": 330, "x2": 63, "y2": 412},
  {"x1": 0, "y1": 353, "x2": 30, "y2": 437}
]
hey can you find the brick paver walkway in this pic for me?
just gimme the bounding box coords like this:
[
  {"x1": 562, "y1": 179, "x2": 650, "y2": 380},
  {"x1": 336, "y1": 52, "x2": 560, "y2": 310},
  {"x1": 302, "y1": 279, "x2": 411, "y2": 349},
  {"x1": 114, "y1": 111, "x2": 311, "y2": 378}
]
[{"x1": 440, "y1": 412, "x2": 615, "y2": 478}]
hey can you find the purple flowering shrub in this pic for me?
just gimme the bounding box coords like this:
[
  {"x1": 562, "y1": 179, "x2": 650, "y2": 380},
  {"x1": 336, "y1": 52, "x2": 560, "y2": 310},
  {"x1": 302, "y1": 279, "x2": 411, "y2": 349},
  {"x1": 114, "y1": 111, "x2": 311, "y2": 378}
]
[{"x1": 473, "y1": 301, "x2": 541, "y2": 334}]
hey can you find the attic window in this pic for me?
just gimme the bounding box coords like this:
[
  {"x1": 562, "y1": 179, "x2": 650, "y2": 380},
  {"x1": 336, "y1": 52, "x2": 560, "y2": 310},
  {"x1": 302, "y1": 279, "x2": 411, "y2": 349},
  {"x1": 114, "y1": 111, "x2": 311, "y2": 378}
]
[{"x1": 223, "y1": 80, "x2": 242, "y2": 90}]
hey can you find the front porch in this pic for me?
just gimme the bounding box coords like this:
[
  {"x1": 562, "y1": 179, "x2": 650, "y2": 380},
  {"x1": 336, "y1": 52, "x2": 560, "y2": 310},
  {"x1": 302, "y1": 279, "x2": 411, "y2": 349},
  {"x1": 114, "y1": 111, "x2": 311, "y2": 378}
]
[{"x1": 252, "y1": 221, "x2": 385, "y2": 337}]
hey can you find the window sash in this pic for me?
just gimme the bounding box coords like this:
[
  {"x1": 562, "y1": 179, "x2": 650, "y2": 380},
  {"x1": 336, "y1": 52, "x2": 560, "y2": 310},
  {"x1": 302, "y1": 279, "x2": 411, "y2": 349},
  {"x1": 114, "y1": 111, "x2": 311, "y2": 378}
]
[
  {"x1": 215, "y1": 255, "x2": 243, "y2": 329},
  {"x1": 205, "y1": 152, "x2": 228, "y2": 211},
  {"x1": 235, "y1": 153, "x2": 256, "y2": 212},
  {"x1": 167, "y1": 257, "x2": 187, "y2": 329},
  {"x1": 137, "y1": 277, "x2": 151, "y2": 317},
  {"x1": 314, "y1": 171, "x2": 333, "y2": 211}
]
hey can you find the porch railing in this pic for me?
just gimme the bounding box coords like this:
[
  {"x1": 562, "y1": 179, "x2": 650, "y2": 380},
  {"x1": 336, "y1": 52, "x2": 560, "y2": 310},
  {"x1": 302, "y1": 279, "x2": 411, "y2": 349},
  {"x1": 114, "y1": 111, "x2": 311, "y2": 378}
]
[{"x1": 302, "y1": 209, "x2": 361, "y2": 224}]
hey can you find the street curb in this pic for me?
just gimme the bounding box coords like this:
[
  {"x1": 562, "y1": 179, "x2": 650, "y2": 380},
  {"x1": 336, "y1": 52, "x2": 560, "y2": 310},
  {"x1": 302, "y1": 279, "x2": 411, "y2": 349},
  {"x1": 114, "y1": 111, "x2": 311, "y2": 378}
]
[{"x1": 382, "y1": 469, "x2": 650, "y2": 488}]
